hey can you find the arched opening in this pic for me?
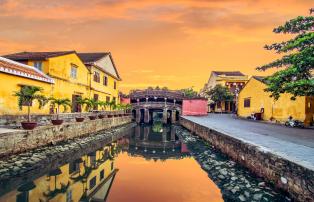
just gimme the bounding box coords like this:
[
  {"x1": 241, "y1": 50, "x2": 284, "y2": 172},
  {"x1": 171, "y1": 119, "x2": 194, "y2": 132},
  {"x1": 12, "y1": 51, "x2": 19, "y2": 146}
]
[
  {"x1": 167, "y1": 110, "x2": 172, "y2": 124},
  {"x1": 140, "y1": 109, "x2": 145, "y2": 123},
  {"x1": 176, "y1": 110, "x2": 180, "y2": 121},
  {"x1": 132, "y1": 109, "x2": 136, "y2": 120}
]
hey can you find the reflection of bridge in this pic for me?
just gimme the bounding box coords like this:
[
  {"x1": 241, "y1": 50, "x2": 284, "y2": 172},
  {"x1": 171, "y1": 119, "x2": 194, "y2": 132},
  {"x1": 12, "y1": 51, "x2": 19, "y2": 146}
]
[
  {"x1": 130, "y1": 89, "x2": 184, "y2": 124},
  {"x1": 120, "y1": 125, "x2": 189, "y2": 160}
]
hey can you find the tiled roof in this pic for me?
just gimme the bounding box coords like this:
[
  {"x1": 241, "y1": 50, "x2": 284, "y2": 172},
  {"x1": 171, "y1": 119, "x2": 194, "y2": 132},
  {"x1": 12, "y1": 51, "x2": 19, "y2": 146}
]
[
  {"x1": 2, "y1": 51, "x2": 76, "y2": 61},
  {"x1": 77, "y1": 52, "x2": 110, "y2": 63},
  {"x1": 78, "y1": 52, "x2": 121, "y2": 80},
  {"x1": 252, "y1": 76, "x2": 267, "y2": 84},
  {"x1": 212, "y1": 71, "x2": 245, "y2": 76},
  {"x1": 0, "y1": 57, "x2": 54, "y2": 83}
]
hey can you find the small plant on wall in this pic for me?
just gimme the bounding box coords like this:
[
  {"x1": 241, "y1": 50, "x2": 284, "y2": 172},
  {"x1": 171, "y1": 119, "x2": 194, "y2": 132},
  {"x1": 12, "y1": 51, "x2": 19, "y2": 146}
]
[
  {"x1": 75, "y1": 97, "x2": 87, "y2": 122},
  {"x1": 84, "y1": 98, "x2": 99, "y2": 120},
  {"x1": 14, "y1": 86, "x2": 48, "y2": 130},
  {"x1": 49, "y1": 98, "x2": 71, "y2": 125}
]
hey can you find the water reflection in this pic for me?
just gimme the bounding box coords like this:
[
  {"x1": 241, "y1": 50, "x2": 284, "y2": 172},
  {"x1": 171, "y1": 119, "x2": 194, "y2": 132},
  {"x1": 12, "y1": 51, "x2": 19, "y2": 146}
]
[
  {"x1": 0, "y1": 123, "x2": 223, "y2": 202},
  {"x1": 1, "y1": 144, "x2": 118, "y2": 202},
  {"x1": 122, "y1": 124, "x2": 190, "y2": 161}
]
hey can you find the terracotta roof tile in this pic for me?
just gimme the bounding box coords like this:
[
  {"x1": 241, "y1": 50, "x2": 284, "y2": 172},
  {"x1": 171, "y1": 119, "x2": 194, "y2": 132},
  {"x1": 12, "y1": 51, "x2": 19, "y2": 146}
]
[{"x1": 0, "y1": 57, "x2": 54, "y2": 83}]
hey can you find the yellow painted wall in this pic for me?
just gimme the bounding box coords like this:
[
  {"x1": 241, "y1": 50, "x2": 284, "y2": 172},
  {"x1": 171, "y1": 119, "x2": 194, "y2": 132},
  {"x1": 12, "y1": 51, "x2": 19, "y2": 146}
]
[
  {"x1": 0, "y1": 73, "x2": 53, "y2": 115},
  {"x1": 1, "y1": 144, "x2": 116, "y2": 202},
  {"x1": 238, "y1": 77, "x2": 308, "y2": 123},
  {"x1": 90, "y1": 66, "x2": 120, "y2": 106},
  {"x1": 0, "y1": 52, "x2": 122, "y2": 115}
]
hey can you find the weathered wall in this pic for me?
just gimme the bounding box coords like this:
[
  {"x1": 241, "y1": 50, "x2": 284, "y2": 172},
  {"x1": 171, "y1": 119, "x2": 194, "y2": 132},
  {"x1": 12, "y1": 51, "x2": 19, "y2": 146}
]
[
  {"x1": 182, "y1": 99, "x2": 208, "y2": 116},
  {"x1": 180, "y1": 117, "x2": 314, "y2": 202},
  {"x1": 0, "y1": 116, "x2": 132, "y2": 157},
  {"x1": 0, "y1": 110, "x2": 126, "y2": 128}
]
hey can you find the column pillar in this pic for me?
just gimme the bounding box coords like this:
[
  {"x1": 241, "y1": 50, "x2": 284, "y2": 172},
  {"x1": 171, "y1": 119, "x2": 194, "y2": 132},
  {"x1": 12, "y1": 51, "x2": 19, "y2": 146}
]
[
  {"x1": 163, "y1": 108, "x2": 168, "y2": 124},
  {"x1": 136, "y1": 109, "x2": 141, "y2": 123},
  {"x1": 171, "y1": 127, "x2": 175, "y2": 142},
  {"x1": 143, "y1": 126, "x2": 149, "y2": 141},
  {"x1": 171, "y1": 110, "x2": 177, "y2": 123},
  {"x1": 144, "y1": 108, "x2": 150, "y2": 124},
  {"x1": 162, "y1": 129, "x2": 167, "y2": 142},
  {"x1": 135, "y1": 125, "x2": 141, "y2": 140}
]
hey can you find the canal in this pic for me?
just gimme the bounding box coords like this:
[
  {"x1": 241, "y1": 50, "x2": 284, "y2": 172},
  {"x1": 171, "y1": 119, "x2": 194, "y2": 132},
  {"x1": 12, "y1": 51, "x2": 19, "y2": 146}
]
[{"x1": 0, "y1": 123, "x2": 289, "y2": 202}]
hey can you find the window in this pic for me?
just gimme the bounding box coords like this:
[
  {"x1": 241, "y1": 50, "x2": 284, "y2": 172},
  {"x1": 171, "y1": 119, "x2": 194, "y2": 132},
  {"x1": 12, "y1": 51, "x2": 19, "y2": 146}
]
[
  {"x1": 114, "y1": 81, "x2": 117, "y2": 89},
  {"x1": 112, "y1": 97, "x2": 116, "y2": 104},
  {"x1": 69, "y1": 161, "x2": 80, "y2": 174},
  {"x1": 244, "y1": 98, "x2": 251, "y2": 108},
  {"x1": 89, "y1": 176, "x2": 96, "y2": 190},
  {"x1": 93, "y1": 71, "x2": 100, "y2": 83},
  {"x1": 103, "y1": 76, "x2": 108, "y2": 86},
  {"x1": 106, "y1": 96, "x2": 110, "y2": 103},
  {"x1": 33, "y1": 61, "x2": 42, "y2": 71},
  {"x1": 70, "y1": 65, "x2": 77, "y2": 79},
  {"x1": 66, "y1": 190, "x2": 72, "y2": 202},
  {"x1": 100, "y1": 169, "x2": 104, "y2": 180},
  {"x1": 16, "y1": 191, "x2": 29, "y2": 202}
]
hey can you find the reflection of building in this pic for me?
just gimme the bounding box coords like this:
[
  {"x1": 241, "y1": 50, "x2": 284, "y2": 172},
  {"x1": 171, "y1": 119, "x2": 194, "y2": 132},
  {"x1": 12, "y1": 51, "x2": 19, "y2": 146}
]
[
  {"x1": 200, "y1": 71, "x2": 249, "y2": 113},
  {"x1": 119, "y1": 125, "x2": 189, "y2": 161},
  {"x1": 238, "y1": 76, "x2": 314, "y2": 125},
  {"x1": 1, "y1": 144, "x2": 118, "y2": 202}
]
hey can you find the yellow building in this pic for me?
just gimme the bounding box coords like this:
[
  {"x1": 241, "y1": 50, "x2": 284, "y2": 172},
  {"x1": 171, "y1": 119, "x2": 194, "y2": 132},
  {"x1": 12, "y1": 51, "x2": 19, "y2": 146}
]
[
  {"x1": 78, "y1": 52, "x2": 121, "y2": 109},
  {"x1": 200, "y1": 71, "x2": 249, "y2": 113},
  {"x1": 238, "y1": 76, "x2": 314, "y2": 125},
  {"x1": 1, "y1": 144, "x2": 118, "y2": 202},
  {"x1": 2, "y1": 51, "x2": 121, "y2": 114},
  {"x1": 0, "y1": 56, "x2": 54, "y2": 115}
]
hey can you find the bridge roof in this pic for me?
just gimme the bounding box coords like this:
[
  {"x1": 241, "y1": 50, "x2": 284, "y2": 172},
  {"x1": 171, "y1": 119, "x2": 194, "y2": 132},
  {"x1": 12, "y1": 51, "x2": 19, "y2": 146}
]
[{"x1": 130, "y1": 89, "x2": 184, "y2": 100}]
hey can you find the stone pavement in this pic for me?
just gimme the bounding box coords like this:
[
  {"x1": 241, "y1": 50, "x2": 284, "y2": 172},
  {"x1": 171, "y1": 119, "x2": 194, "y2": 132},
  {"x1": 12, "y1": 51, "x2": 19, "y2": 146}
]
[{"x1": 182, "y1": 114, "x2": 314, "y2": 171}]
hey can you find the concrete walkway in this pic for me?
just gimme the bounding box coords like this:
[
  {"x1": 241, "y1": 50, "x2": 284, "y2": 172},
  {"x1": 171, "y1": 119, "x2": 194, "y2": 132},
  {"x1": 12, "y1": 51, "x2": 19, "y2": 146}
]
[
  {"x1": 0, "y1": 128, "x2": 22, "y2": 135},
  {"x1": 182, "y1": 114, "x2": 314, "y2": 170}
]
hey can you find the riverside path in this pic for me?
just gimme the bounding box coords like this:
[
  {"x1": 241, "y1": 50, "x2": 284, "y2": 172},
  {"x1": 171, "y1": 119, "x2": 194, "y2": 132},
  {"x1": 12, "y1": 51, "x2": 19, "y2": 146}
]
[{"x1": 182, "y1": 114, "x2": 314, "y2": 170}]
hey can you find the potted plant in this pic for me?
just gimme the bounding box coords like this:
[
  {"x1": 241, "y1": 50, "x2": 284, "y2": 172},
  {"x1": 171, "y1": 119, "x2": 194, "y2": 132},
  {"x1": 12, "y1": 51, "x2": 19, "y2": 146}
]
[
  {"x1": 49, "y1": 98, "x2": 71, "y2": 125},
  {"x1": 97, "y1": 101, "x2": 106, "y2": 119},
  {"x1": 14, "y1": 86, "x2": 48, "y2": 130},
  {"x1": 107, "y1": 100, "x2": 116, "y2": 118},
  {"x1": 75, "y1": 97, "x2": 86, "y2": 122},
  {"x1": 85, "y1": 98, "x2": 98, "y2": 120}
]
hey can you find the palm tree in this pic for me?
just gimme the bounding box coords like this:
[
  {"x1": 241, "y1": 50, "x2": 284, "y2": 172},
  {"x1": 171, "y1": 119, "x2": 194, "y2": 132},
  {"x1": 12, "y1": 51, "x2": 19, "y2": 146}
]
[
  {"x1": 84, "y1": 98, "x2": 99, "y2": 112},
  {"x1": 108, "y1": 100, "x2": 116, "y2": 111},
  {"x1": 75, "y1": 97, "x2": 87, "y2": 119},
  {"x1": 14, "y1": 86, "x2": 48, "y2": 124},
  {"x1": 49, "y1": 98, "x2": 71, "y2": 120}
]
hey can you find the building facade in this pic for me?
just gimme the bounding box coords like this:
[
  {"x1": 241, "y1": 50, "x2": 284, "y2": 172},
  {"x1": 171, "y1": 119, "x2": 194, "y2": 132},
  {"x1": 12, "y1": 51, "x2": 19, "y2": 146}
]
[
  {"x1": 238, "y1": 76, "x2": 314, "y2": 125},
  {"x1": 0, "y1": 57, "x2": 54, "y2": 115},
  {"x1": 78, "y1": 53, "x2": 121, "y2": 110},
  {"x1": 2, "y1": 51, "x2": 121, "y2": 114},
  {"x1": 200, "y1": 71, "x2": 249, "y2": 113}
]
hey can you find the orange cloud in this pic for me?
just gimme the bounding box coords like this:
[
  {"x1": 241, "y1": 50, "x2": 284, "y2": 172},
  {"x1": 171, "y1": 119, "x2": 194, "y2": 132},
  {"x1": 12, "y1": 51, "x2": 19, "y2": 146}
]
[{"x1": 0, "y1": 0, "x2": 312, "y2": 92}]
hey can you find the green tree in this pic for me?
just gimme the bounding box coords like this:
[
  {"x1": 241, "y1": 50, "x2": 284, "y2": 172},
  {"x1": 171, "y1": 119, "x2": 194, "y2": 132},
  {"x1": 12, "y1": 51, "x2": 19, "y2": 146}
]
[
  {"x1": 49, "y1": 98, "x2": 72, "y2": 120},
  {"x1": 205, "y1": 84, "x2": 234, "y2": 104},
  {"x1": 84, "y1": 98, "x2": 99, "y2": 111},
  {"x1": 180, "y1": 87, "x2": 198, "y2": 98},
  {"x1": 14, "y1": 86, "x2": 48, "y2": 122},
  {"x1": 257, "y1": 15, "x2": 314, "y2": 100}
]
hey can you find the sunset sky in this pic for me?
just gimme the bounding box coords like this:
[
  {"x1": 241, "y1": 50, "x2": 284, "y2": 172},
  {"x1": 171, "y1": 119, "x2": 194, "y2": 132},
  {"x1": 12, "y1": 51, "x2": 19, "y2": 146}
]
[{"x1": 0, "y1": 0, "x2": 312, "y2": 92}]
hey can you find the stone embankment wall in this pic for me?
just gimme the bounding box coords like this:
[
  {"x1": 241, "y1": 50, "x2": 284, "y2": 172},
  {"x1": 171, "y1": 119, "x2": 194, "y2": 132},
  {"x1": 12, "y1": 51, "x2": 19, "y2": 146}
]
[
  {"x1": 0, "y1": 116, "x2": 132, "y2": 157},
  {"x1": 0, "y1": 110, "x2": 127, "y2": 128},
  {"x1": 180, "y1": 117, "x2": 314, "y2": 202}
]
